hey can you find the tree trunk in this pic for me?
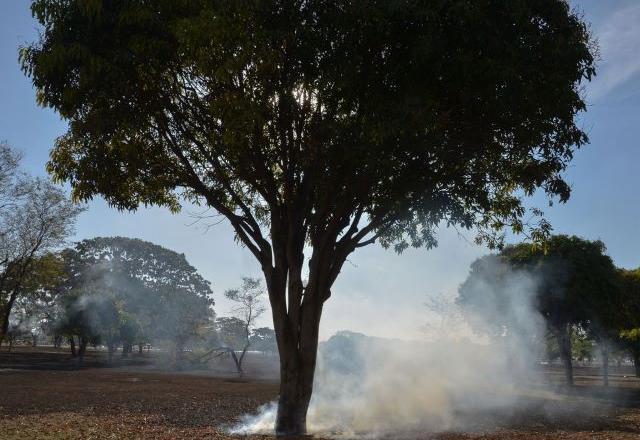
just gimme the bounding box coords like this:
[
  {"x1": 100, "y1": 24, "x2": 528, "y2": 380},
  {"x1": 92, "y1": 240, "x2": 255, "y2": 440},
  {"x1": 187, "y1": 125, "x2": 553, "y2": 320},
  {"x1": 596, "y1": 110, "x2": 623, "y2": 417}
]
[
  {"x1": 237, "y1": 342, "x2": 252, "y2": 376},
  {"x1": 276, "y1": 351, "x2": 317, "y2": 436},
  {"x1": 0, "y1": 291, "x2": 18, "y2": 346},
  {"x1": 555, "y1": 326, "x2": 573, "y2": 386},
  {"x1": 632, "y1": 349, "x2": 640, "y2": 378},
  {"x1": 78, "y1": 336, "x2": 88, "y2": 364},
  {"x1": 601, "y1": 342, "x2": 609, "y2": 387},
  {"x1": 273, "y1": 285, "x2": 324, "y2": 436},
  {"x1": 174, "y1": 341, "x2": 185, "y2": 369},
  {"x1": 32, "y1": 333, "x2": 37, "y2": 347},
  {"x1": 261, "y1": 222, "x2": 351, "y2": 435},
  {"x1": 107, "y1": 341, "x2": 115, "y2": 363},
  {"x1": 227, "y1": 348, "x2": 243, "y2": 376},
  {"x1": 69, "y1": 336, "x2": 77, "y2": 357}
]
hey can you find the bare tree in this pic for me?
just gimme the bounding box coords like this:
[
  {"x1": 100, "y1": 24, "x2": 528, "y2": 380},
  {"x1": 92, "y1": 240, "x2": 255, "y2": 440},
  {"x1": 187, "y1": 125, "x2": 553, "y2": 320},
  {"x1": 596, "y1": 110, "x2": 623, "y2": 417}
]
[
  {"x1": 423, "y1": 292, "x2": 463, "y2": 339},
  {"x1": 0, "y1": 147, "x2": 84, "y2": 345},
  {"x1": 222, "y1": 277, "x2": 266, "y2": 375}
]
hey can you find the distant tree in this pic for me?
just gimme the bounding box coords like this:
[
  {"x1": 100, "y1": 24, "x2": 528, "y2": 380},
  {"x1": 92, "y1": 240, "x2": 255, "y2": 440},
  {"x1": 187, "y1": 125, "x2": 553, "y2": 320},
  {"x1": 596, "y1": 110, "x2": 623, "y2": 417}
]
[
  {"x1": 505, "y1": 236, "x2": 620, "y2": 386},
  {"x1": 0, "y1": 144, "x2": 83, "y2": 345},
  {"x1": 619, "y1": 268, "x2": 640, "y2": 377},
  {"x1": 54, "y1": 237, "x2": 215, "y2": 362},
  {"x1": 212, "y1": 316, "x2": 245, "y2": 374},
  {"x1": 423, "y1": 292, "x2": 462, "y2": 339},
  {"x1": 23, "y1": 1, "x2": 596, "y2": 433},
  {"x1": 218, "y1": 277, "x2": 266, "y2": 375},
  {"x1": 459, "y1": 236, "x2": 621, "y2": 386},
  {"x1": 571, "y1": 328, "x2": 595, "y2": 364},
  {"x1": 251, "y1": 327, "x2": 278, "y2": 355},
  {"x1": 457, "y1": 254, "x2": 541, "y2": 342},
  {"x1": 5, "y1": 252, "x2": 65, "y2": 348}
]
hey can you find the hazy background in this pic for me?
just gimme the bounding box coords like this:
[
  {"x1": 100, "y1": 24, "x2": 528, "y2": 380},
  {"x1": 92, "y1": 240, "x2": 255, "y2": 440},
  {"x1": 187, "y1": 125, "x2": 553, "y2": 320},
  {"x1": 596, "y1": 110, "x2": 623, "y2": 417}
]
[{"x1": 1, "y1": 0, "x2": 638, "y2": 340}]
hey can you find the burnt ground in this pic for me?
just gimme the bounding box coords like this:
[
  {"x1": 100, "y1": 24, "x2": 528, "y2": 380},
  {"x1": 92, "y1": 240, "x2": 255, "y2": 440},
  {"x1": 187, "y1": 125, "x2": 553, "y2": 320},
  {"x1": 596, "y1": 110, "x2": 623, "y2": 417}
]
[{"x1": 1, "y1": 347, "x2": 640, "y2": 439}]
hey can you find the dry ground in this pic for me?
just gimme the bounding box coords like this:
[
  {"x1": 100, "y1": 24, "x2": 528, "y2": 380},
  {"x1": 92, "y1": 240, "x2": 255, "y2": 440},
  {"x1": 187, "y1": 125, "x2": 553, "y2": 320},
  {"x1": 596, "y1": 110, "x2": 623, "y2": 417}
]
[{"x1": 1, "y1": 347, "x2": 640, "y2": 439}]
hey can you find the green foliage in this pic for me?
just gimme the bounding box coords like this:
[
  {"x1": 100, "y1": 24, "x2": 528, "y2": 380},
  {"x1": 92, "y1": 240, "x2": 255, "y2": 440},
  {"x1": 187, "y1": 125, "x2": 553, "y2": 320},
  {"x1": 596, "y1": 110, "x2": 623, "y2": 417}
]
[
  {"x1": 571, "y1": 327, "x2": 594, "y2": 362},
  {"x1": 502, "y1": 235, "x2": 621, "y2": 336},
  {"x1": 619, "y1": 268, "x2": 640, "y2": 356},
  {"x1": 55, "y1": 236, "x2": 215, "y2": 349},
  {"x1": 22, "y1": 0, "x2": 595, "y2": 253},
  {"x1": 459, "y1": 235, "x2": 622, "y2": 340},
  {"x1": 250, "y1": 327, "x2": 277, "y2": 353},
  {"x1": 215, "y1": 316, "x2": 247, "y2": 350}
]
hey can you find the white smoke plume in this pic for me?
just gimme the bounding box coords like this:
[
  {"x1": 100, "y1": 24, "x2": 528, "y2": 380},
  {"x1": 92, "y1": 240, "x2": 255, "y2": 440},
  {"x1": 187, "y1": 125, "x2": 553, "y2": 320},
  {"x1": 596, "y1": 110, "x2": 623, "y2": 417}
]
[{"x1": 232, "y1": 258, "x2": 555, "y2": 438}]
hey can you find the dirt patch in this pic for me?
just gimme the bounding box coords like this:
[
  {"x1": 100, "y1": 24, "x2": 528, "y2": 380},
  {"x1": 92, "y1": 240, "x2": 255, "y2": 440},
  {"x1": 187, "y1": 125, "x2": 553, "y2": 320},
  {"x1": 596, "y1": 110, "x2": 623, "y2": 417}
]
[{"x1": 1, "y1": 347, "x2": 640, "y2": 439}]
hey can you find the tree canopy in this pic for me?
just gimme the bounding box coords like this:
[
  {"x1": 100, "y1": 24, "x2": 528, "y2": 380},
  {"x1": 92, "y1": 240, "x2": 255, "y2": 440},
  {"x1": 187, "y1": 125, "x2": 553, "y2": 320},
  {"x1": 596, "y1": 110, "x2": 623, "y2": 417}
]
[
  {"x1": 55, "y1": 237, "x2": 215, "y2": 358},
  {"x1": 458, "y1": 235, "x2": 622, "y2": 386}
]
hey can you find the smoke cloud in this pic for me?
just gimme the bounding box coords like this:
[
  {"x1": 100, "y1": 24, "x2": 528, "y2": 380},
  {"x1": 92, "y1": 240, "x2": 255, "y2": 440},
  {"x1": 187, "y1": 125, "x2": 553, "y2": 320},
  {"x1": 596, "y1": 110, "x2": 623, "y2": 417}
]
[{"x1": 232, "y1": 258, "x2": 555, "y2": 437}]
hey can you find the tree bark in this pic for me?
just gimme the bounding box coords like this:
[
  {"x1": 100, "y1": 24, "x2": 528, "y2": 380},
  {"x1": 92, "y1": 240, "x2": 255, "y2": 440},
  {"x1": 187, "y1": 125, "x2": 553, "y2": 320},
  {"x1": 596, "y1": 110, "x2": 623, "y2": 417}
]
[
  {"x1": 69, "y1": 336, "x2": 77, "y2": 357},
  {"x1": 276, "y1": 349, "x2": 317, "y2": 436},
  {"x1": 555, "y1": 325, "x2": 573, "y2": 386}
]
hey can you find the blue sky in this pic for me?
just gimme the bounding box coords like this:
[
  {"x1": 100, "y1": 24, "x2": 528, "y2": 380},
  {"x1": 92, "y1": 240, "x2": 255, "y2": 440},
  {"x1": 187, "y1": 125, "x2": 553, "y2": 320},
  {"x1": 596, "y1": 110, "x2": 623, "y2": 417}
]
[{"x1": 1, "y1": 0, "x2": 638, "y2": 339}]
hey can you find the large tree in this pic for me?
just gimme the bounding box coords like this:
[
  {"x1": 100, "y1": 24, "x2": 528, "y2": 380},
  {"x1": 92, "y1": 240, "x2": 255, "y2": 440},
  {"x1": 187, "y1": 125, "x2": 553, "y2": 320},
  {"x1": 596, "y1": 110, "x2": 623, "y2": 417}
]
[
  {"x1": 58, "y1": 237, "x2": 215, "y2": 360},
  {"x1": 480, "y1": 235, "x2": 623, "y2": 385},
  {"x1": 22, "y1": 1, "x2": 595, "y2": 434}
]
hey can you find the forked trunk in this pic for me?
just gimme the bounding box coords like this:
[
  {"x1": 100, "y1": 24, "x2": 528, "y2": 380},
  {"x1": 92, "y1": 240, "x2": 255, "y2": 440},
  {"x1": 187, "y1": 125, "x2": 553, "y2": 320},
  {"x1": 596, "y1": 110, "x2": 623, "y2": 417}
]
[
  {"x1": 264, "y1": 227, "x2": 344, "y2": 436},
  {"x1": 273, "y1": 285, "x2": 323, "y2": 436}
]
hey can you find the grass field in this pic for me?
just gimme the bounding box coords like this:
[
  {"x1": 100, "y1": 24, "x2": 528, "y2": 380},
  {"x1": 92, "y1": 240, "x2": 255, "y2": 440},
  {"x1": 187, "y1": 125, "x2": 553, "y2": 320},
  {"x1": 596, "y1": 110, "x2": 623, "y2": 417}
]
[{"x1": 1, "y1": 347, "x2": 640, "y2": 439}]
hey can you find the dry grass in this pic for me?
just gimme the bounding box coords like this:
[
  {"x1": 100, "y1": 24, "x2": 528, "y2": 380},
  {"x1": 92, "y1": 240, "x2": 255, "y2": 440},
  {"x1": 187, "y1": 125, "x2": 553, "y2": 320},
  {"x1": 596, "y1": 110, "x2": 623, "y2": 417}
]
[{"x1": 1, "y1": 347, "x2": 640, "y2": 439}]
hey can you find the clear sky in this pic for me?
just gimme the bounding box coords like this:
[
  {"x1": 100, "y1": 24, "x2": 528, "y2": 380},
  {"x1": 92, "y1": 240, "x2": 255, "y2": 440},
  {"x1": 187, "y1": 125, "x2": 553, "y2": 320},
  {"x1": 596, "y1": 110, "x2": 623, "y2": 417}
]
[{"x1": 1, "y1": 0, "x2": 638, "y2": 340}]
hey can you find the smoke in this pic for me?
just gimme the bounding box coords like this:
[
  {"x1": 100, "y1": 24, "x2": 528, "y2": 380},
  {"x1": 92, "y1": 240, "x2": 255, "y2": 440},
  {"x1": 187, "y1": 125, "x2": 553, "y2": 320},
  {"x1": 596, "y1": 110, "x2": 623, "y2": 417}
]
[{"x1": 232, "y1": 258, "x2": 554, "y2": 437}]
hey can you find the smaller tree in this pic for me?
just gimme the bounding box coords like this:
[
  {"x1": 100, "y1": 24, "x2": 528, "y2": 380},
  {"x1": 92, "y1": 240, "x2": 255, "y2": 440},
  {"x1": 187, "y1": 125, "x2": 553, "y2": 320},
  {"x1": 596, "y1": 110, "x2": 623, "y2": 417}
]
[
  {"x1": 5, "y1": 252, "x2": 65, "y2": 348},
  {"x1": 220, "y1": 277, "x2": 266, "y2": 375}
]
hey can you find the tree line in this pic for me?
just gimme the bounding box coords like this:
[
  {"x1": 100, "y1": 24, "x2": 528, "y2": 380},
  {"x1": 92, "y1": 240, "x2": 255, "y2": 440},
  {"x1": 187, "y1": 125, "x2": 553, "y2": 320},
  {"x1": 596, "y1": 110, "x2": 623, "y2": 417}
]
[
  {"x1": 458, "y1": 235, "x2": 640, "y2": 386},
  {"x1": 0, "y1": 147, "x2": 276, "y2": 371},
  {"x1": 5, "y1": 235, "x2": 278, "y2": 371}
]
